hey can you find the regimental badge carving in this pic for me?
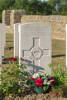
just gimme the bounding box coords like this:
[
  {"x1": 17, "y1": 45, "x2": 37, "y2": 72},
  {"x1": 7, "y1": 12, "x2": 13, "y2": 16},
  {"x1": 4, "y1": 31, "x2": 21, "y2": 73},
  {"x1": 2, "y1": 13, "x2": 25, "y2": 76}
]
[
  {"x1": 23, "y1": 37, "x2": 50, "y2": 61},
  {"x1": 31, "y1": 47, "x2": 43, "y2": 60}
]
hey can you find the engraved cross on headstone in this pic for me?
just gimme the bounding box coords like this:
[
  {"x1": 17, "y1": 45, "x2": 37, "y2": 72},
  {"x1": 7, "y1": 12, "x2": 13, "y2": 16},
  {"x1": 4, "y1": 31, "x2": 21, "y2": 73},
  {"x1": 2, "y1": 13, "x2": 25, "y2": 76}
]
[{"x1": 23, "y1": 37, "x2": 50, "y2": 66}]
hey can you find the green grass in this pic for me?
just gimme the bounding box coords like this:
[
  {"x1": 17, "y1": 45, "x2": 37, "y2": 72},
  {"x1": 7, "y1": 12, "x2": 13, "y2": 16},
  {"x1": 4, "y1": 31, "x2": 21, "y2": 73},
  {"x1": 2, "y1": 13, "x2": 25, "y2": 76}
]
[
  {"x1": 4, "y1": 33, "x2": 14, "y2": 58},
  {"x1": 4, "y1": 33, "x2": 66, "y2": 65},
  {"x1": 52, "y1": 39, "x2": 65, "y2": 65}
]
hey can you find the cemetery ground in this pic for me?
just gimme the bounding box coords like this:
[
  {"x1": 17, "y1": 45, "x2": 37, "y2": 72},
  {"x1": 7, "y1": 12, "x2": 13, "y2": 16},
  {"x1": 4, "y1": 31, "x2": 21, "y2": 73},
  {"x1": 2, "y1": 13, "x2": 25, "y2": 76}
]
[{"x1": 1, "y1": 33, "x2": 67, "y2": 100}]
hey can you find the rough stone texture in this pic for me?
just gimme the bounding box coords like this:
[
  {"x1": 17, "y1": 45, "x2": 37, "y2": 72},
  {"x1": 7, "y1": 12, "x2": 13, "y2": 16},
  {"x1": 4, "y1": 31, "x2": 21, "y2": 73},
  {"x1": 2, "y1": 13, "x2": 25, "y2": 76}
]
[
  {"x1": 19, "y1": 23, "x2": 52, "y2": 74},
  {"x1": 2, "y1": 10, "x2": 26, "y2": 25},
  {"x1": 2, "y1": 10, "x2": 26, "y2": 33},
  {"x1": 2, "y1": 10, "x2": 11, "y2": 26},
  {"x1": 2, "y1": 12, "x2": 67, "y2": 40},
  {"x1": 10, "y1": 10, "x2": 26, "y2": 25},
  {"x1": 21, "y1": 15, "x2": 67, "y2": 40}
]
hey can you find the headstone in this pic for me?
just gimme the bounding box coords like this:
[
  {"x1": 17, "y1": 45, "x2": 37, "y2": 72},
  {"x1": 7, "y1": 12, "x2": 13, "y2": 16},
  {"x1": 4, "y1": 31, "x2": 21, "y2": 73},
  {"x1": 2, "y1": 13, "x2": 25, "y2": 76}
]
[
  {"x1": 0, "y1": 23, "x2": 5, "y2": 85},
  {"x1": 14, "y1": 23, "x2": 20, "y2": 57},
  {"x1": 19, "y1": 22, "x2": 52, "y2": 74},
  {"x1": 14, "y1": 23, "x2": 25, "y2": 57},
  {"x1": 0, "y1": 23, "x2": 5, "y2": 60},
  {"x1": 0, "y1": 32, "x2": 2, "y2": 64},
  {"x1": 66, "y1": 24, "x2": 67, "y2": 68}
]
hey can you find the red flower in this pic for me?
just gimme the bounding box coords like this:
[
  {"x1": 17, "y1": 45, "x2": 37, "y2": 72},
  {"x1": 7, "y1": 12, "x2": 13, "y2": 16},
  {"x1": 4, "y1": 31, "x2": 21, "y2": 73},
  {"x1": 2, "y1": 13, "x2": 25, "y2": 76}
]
[
  {"x1": 30, "y1": 77, "x2": 34, "y2": 81},
  {"x1": 49, "y1": 78, "x2": 55, "y2": 85},
  {"x1": 11, "y1": 58, "x2": 17, "y2": 61},
  {"x1": 35, "y1": 78, "x2": 43, "y2": 87}
]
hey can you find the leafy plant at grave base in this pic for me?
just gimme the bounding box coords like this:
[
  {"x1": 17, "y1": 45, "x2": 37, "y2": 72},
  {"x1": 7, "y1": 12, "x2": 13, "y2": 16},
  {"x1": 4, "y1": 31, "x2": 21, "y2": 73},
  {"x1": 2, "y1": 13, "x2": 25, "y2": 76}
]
[
  {"x1": 26, "y1": 73, "x2": 55, "y2": 94},
  {"x1": 0, "y1": 57, "x2": 28, "y2": 96},
  {"x1": 49, "y1": 63, "x2": 67, "y2": 91}
]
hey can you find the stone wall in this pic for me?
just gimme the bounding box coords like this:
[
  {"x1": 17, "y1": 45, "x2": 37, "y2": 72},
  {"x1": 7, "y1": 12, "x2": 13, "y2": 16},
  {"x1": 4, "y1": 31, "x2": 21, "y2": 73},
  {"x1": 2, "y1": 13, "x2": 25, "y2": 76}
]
[
  {"x1": 2, "y1": 11, "x2": 67, "y2": 40},
  {"x1": 2, "y1": 10, "x2": 11, "y2": 25},
  {"x1": 2, "y1": 10, "x2": 26, "y2": 33},
  {"x1": 10, "y1": 10, "x2": 26, "y2": 25},
  {"x1": 21, "y1": 15, "x2": 67, "y2": 40}
]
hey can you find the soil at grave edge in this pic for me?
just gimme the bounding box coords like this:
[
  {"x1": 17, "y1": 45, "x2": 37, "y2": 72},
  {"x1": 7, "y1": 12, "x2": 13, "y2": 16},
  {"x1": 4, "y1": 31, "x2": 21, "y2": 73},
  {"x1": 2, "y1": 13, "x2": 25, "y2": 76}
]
[{"x1": 2, "y1": 87, "x2": 67, "y2": 100}]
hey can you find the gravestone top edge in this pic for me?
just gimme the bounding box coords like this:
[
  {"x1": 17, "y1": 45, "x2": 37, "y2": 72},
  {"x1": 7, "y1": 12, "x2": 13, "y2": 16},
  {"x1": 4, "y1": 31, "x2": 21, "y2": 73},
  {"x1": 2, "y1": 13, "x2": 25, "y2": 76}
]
[{"x1": 14, "y1": 22, "x2": 52, "y2": 27}]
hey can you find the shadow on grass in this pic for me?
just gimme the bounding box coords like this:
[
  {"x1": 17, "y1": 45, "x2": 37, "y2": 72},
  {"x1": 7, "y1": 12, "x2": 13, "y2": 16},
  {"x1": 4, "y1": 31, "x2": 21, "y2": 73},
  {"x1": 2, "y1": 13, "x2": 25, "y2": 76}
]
[
  {"x1": 2, "y1": 58, "x2": 12, "y2": 64},
  {"x1": 5, "y1": 47, "x2": 13, "y2": 50},
  {"x1": 3, "y1": 54, "x2": 65, "y2": 64},
  {"x1": 6, "y1": 41, "x2": 13, "y2": 42},
  {"x1": 52, "y1": 54, "x2": 65, "y2": 58}
]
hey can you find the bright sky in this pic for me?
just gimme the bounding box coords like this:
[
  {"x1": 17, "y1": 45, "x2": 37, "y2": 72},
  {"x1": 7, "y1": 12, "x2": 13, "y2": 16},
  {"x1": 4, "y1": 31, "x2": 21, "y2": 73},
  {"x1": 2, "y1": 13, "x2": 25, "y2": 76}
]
[{"x1": 41, "y1": 0, "x2": 48, "y2": 1}]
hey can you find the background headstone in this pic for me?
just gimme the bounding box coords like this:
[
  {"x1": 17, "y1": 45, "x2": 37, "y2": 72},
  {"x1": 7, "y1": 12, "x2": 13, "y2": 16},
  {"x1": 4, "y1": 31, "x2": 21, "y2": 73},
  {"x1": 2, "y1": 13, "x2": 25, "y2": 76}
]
[
  {"x1": 14, "y1": 23, "x2": 20, "y2": 57},
  {"x1": 0, "y1": 23, "x2": 5, "y2": 85},
  {"x1": 0, "y1": 23, "x2": 5, "y2": 58},
  {"x1": 66, "y1": 24, "x2": 67, "y2": 68},
  {"x1": 0, "y1": 31, "x2": 2, "y2": 64},
  {"x1": 19, "y1": 22, "x2": 52, "y2": 74},
  {"x1": 14, "y1": 23, "x2": 25, "y2": 57}
]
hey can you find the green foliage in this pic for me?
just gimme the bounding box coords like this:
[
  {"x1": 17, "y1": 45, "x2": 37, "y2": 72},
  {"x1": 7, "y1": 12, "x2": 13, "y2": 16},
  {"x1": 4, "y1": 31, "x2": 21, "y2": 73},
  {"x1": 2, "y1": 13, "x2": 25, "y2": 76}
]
[
  {"x1": 14, "y1": 0, "x2": 29, "y2": 9},
  {"x1": 34, "y1": 86, "x2": 43, "y2": 94},
  {"x1": 26, "y1": 0, "x2": 52, "y2": 15},
  {"x1": 50, "y1": 63, "x2": 67, "y2": 90},
  {"x1": 0, "y1": 58, "x2": 28, "y2": 96},
  {"x1": 48, "y1": 0, "x2": 67, "y2": 15}
]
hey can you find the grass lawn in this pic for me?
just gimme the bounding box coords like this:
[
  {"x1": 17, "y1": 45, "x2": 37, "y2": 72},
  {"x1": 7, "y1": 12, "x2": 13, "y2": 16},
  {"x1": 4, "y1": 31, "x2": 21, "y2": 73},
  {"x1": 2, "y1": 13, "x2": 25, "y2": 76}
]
[
  {"x1": 52, "y1": 39, "x2": 65, "y2": 65},
  {"x1": 4, "y1": 33, "x2": 66, "y2": 65},
  {"x1": 4, "y1": 33, "x2": 14, "y2": 58}
]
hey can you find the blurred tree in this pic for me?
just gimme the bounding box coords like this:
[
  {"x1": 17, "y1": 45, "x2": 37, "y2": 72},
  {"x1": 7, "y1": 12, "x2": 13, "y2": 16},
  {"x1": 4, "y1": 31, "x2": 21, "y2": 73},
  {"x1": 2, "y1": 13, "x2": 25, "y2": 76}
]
[
  {"x1": 0, "y1": 0, "x2": 15, "y2": 9},
  {"x1": 40, "y1": 1, "x2": 52, "y2": 15},
  {"x1": 14, "y1": 0, "x2": 29, "y2": 9},
  {"x1": 48, "y1": 0, "x2": 67, "y2": 15},
  {"x1": 27, "y1": 0, "x2": 41, "y2": 14},
  {"x1": 27, "y1": 0, "x2": 52, "y2": 15},
  {"x1": 59, "y1": 0, "x2": 67, "y2": 15}
]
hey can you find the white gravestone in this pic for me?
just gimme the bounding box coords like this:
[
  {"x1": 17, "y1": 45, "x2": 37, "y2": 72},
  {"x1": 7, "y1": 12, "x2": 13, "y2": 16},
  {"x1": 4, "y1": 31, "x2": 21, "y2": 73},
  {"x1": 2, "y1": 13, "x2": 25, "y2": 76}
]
[
  {"x1": 14, "y1": 23, "x2": 20, "y2": 57},
  {"x1": 14, "y1": 23, "x2": 25, "y2": 57},
  {"x1": 0, "y1": 34, "x2": 2, "y2": 84},
  {"x1": 0, "y1": 23, "x2": 5, "y2": 85},
  {"x1": 0, "y1": 24, "x2": 6, "y2": 57},
  {"x1": 0, "y1": 32, "x2": 2, "y2": 64},
  {"x1": 19, "y1": 23, "x2": 52, "y2": 74},
  {"x1": 66, "y1": 24, "x2": 67, "y2": 68}
]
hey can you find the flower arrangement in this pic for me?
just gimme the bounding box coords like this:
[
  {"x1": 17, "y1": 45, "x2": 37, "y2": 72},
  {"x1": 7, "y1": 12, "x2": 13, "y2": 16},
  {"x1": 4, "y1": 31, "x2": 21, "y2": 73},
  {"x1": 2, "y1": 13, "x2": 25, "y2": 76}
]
[{"x1": 27, "y1": 73, "x2": 55, "y2": 94}]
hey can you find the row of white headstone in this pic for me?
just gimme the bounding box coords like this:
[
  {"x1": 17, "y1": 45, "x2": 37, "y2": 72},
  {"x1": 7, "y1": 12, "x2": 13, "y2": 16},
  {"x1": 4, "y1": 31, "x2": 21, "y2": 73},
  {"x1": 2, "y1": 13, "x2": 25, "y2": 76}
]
[
  {"x1": 0, "y1": 22, "x2": 52, "y2": 75},
  {"x1": 14, "y1": 22, "x2": 52, "y2": 74},
  {"x1": 0, "y1": 22, "x2": 67, "y2": 74}
]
